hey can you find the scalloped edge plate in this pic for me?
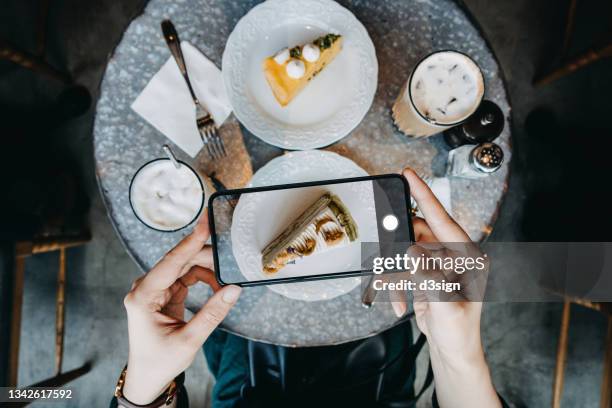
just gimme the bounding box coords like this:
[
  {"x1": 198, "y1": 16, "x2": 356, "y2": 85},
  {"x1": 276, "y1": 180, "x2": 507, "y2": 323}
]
[
  {"x1": 230, "y1": 150, "x2": 376, "y2": 301},
  {"x1": 222, "y1": 0, "x2": 378, "y2": 150}
]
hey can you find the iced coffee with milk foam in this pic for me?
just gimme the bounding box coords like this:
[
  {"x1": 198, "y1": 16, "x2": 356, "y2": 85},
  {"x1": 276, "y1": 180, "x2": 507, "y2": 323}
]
[{"x1": 392, "y1": 51, "x2": 485, "y2": 138}]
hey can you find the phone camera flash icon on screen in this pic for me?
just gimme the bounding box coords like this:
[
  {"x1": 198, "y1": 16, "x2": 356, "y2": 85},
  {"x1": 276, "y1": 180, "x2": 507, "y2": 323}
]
[{"x1": 382, "y1": 214, "x2": 399, "y2": 231}]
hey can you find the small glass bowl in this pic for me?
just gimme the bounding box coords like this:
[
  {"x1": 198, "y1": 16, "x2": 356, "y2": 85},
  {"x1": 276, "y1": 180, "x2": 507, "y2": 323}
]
[{"x1": 128, "y1": 158, "x2": 205, "y2": 232}]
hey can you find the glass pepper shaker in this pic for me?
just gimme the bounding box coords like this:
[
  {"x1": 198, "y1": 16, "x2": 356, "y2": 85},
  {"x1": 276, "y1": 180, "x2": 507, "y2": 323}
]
[{"x1": 446, "y1": 142, "x2": 504, "y2": 179}]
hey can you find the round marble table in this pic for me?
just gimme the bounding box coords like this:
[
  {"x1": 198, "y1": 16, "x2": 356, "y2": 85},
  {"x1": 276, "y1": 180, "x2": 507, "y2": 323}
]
[{"x1": 94, "y1": 0, "x2": 512, "y2": 346}]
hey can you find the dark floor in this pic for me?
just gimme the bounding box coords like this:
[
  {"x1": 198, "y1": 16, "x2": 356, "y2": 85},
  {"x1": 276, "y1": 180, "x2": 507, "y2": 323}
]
[{"x1": 1, "y1": 0, "x2": 611, "y2": 406}]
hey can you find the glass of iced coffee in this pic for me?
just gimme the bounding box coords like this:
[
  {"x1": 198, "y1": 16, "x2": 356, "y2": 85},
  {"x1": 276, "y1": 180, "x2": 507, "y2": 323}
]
[
  {"x1": 392, "y1": 50, "x2": 485, "y2": 138},
  {"x1": 129, "y1": 158, "x2": 205, "y2": 232}
]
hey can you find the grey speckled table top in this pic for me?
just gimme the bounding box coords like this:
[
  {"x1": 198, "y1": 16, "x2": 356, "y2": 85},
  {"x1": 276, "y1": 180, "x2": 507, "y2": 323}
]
[{"x1": 94, "y1": 0, "x2": 511, "y2": 346}]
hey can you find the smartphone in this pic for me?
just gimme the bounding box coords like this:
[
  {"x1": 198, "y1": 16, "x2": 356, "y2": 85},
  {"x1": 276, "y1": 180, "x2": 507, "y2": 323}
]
[{"x1": 208, "y1": 174, "x2": 414, "y2": 286}]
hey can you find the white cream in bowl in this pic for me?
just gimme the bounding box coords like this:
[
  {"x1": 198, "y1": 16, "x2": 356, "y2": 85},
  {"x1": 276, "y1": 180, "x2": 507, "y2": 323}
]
[{"x1": 130, "y1": 159, "x2": 204, "y2": 231}]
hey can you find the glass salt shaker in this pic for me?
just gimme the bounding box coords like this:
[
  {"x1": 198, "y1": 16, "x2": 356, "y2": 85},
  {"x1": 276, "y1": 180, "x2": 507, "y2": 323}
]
[{"x1": 446, "y1": 142, "x2": 504, "y2": 179}]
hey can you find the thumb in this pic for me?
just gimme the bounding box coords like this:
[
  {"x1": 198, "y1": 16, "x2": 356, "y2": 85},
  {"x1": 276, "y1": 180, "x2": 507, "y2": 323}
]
[{"x1": 184, "y1": 285, "x2": 241, "y2": 345}]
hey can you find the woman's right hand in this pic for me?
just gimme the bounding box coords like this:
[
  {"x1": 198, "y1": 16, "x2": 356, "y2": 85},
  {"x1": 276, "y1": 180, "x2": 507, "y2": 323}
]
[{"x1": 398, "y1": 168, "x2": 501, "y2": 408}]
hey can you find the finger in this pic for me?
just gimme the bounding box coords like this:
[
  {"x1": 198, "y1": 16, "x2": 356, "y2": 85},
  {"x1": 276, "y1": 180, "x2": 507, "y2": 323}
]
[
  {"x1": 180, "y1": 266, "x2": 222, "y2": 292},
  {"x1": 162, "y1": 302, "x2": 185, "y2": 322},
  {"x1": 409, "y1": 243, "x2": 484, "y2": 302},
  {"x1": 183, "y1": 285, "x2": 242, "y2": 345},
  {"x1": 391, "y1": 301, "x2": 407, "y2": 318},
  {"x1": 165, "y1": 247, "x2": 216, "y2": 286},
  {"x1": 165, "y1": 267, "x2": 221, "y2": 314},
  {"x1": 166, "y1": 279, "x2": 188, "y2": 302},
  {"x1": 162, "y1": 282, "x2": 188, "y2": 321},
  {"x1": 130, "y1": 276, "x2": 145, "y2": 291},
  {"x1": 389, "y1": 287, "x2": 407, "y2": 317},
  {"x1": 403, "y1": 168, "x2": 469, "y2": 242},
  {"x1": 184, "y1": 247, "x2": 214, "y2": 274},
  {"x1": 407, "y1": 244, "x2": 446, "y2": 302},
  {"x1": 412, "y1": 217, "x2": 437, "y2": 243},
  {"x1": 140, "y1": 213, "x2": 211, "y2": 292}
]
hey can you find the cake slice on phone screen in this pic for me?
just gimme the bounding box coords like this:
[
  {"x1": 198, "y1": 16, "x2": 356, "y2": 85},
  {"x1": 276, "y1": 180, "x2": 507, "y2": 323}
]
[{"x1": 261, "y1": 192, "x2": 358, "y2": 274}]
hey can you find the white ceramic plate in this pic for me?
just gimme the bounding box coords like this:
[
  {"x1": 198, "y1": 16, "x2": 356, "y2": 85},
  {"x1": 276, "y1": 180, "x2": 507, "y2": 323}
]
[
  {"x1": 231, "y1": 151, "x2": 378, "y2": 301},
  {"x1": 222, "y1": 0, "x2": 378, "y2": 150}
]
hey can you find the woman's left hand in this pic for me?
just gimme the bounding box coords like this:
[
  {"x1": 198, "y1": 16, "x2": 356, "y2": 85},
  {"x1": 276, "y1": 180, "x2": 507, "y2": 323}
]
[{"x1": 121, "y1": 214, "x2": 241, "y2": 405}]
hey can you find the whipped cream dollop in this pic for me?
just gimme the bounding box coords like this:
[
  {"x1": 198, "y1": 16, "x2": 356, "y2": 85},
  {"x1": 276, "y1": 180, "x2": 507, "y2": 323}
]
[
  {"x1": 302, "y1": 43, "x2": 320, "y2": 62},
  {"x1": 130, "y1": 160, "x2": 203, "y2": 231},
  {"x1": 286, "y1": 59, "x2": 305, "y2": 79},
  {"x1": 273, "y1": 48, "x2": 290, "y2": 65}
]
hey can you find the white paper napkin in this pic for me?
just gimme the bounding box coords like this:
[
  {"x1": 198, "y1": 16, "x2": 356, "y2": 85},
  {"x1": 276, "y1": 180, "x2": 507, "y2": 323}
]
[
  {"x1": 131, "y1": 41, "x2": 232, "y2": 158},
  {"x1": 416, "y1": 177, "x2": 453, "y2": 218}
]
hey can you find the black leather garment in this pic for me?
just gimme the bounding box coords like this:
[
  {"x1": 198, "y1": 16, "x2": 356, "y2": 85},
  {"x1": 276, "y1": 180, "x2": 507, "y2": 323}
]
[{"x1": 239, "y1": 319, "x2": 432, "y2": 408}]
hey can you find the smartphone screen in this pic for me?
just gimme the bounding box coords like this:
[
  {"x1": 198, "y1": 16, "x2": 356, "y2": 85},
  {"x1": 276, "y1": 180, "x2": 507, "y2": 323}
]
[{"x1": 208, "y1": 174, "x2": 413, "y2": 286}]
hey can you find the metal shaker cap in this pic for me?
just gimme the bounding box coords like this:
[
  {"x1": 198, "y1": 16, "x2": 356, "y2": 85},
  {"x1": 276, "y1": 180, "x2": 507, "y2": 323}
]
[{"x1": 470, "y1": 143, "x2": 504, "y2": 173}]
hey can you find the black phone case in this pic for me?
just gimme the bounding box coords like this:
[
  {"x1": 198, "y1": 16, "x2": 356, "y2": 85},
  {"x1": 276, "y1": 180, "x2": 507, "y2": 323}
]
[{"x1": 207, "y1": 174, "x2": 414, "y2": 287}]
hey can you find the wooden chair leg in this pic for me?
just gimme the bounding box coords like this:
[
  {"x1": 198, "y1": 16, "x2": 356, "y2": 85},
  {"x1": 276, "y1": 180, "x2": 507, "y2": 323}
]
[
  {"x1": 0, "y1": 39, "x2": 71, "y2": 84},
  {"x1": 55, "y1": 247, "x2": 66, "y2": 376},
  {"x1": 8, "y1": 255, "x2": 26, "y2": 387},
  {"x1": 8, "y1": 235, "x2": 90, "y2": 387},
  {"x1": 602, "y1": 316, "x2": 612, "y2": 408},
  {"x1": 560, "y1": 0, "x2": 577, "y2": 58},
  {"x1": 553, "y1": 301, "x2": 571, "y2": 408},
  {"x1": 534, "y1": 42, "x2": 612, "y2": 86}
]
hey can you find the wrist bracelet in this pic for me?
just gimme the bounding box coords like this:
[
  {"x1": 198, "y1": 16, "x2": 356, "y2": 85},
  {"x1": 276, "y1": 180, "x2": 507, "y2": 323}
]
[{"x1": 114, "y1": 365, "x2": 185, "y2": 408}]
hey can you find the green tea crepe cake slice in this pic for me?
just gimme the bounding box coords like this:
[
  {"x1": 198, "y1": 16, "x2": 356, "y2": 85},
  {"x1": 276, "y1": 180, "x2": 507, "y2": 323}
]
[{"x1": 261, "y1": 193, "x2": 358, "y2": 274}]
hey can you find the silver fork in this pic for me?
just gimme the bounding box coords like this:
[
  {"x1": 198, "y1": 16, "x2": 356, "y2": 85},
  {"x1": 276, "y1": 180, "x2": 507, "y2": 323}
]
[{"x1": 161, "y1": 20, "x2": 226, "y2": 159}]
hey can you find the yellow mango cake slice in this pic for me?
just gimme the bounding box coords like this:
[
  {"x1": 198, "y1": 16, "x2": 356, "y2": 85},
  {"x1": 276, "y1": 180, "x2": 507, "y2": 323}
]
[{"x1": 263, "y1": 34, "x2": 343, "y2": 106}]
